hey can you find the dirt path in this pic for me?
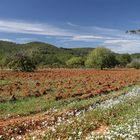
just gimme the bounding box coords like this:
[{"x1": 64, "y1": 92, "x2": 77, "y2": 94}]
[
  {"x1": 0, "y1": 100, "x2": 98, "y2": 139},
  {"x1": 0, "y1": 113, "x2": 56, "y2": 138}
]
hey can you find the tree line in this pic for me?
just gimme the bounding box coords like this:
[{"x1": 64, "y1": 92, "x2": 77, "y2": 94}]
[{"x1": 0, "y1": 41, "x2": 140, "y2": 71}]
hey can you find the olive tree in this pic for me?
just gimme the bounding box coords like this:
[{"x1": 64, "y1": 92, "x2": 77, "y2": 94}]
[{"x1": 85, "y1": 47, "x2": 117, "y2": 69}]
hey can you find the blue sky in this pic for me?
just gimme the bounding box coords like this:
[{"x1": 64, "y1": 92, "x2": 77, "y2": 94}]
[{"x1": 0, "y1": 0, "x2": 140, "y2": 53}]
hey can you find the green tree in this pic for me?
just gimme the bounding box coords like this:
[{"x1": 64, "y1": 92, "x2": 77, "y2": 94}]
[
  {"x1": 116, "y1": 53, "x2": 132, "y2": 67},
  {"x1": 85, "y1": 47, "x2": 117, "y2": 69},
  {"x1": 43, "y1": 55, "x2": 62, "y2": 67},
  {"x1": 128, "y1": 59, "x2": 140, "y2": 69},
  {"x1": 66, "y1": 56, "x2": 84, "y2": 68},
  {"x1": 31, "y1": 51, "x2": 45, "y2": 67},
  {"x1": 8, "y1": 54, "x2": 36, "y2": 72}
]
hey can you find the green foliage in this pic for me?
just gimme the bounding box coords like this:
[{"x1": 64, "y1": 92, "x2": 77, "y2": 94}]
[
  {"x1": 0, "y1": 40, "x2": 140, "y2": 69},
  {"x1": 57, "y1": 54, "x2": 72, "y2": 63},
  {"x1": 31, "y1": 51, "x2": 45, "y2": 66},
  {"x1": 131, "y1": 53, "x2": 140, "y2": 59},
  {"x1": 8, "y1": 54, "x2": 36, "y2": 72},
  {"x1": 0, "y1": 41, "x2": 94, "y2": 68},
  {"x1": 116, "y1": 53, "x2": 132, "y2": 67},
  {"x1": 85, "y1": 47, "x2": 117, "y2": 69},
  {"x1": 0, "y1": 41, "x2": 92, "y2": 58},
  {"x1": 71, "y1": 48, "x2": 94, "y2": 56},
  {"x1": 0, "y1": 52, "x2": 7, "y2": 68},
  {"x1": 66, "y1": 56, "x2": 84, "y2": 68},
  {"x1": 42, "y1": 55, "x2": 62, "y2": 68},
  {"x1": 128, "y1": 59, "x2": 140, "y2": 69}
]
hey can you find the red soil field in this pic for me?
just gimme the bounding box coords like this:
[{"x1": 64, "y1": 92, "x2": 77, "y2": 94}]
[{"x1": 1, "y1": 69, "x2": 140, "y2": 102}]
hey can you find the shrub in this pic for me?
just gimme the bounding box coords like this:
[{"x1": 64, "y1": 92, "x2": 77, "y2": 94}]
[
  {"x1": 8, "y1": 54, "x2": 36, "y2": 72},
  {"x1": 66, "y1": 56, "x2": 84, "y2": 68},
  {"x1": 116, "y1": 54, "x2": 132, "y2": 67},
  {"x1": 129, "y1": 59, "x2": 140, "y2": 69}
]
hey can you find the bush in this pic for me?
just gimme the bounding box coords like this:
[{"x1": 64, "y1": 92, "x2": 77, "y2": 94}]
[
  {"x1": 116, "y1": 54, "x2": 132, "y2": 67},
  {"x1": 65, "y1": 56, "x2": 84, "y2": 68},
  {"x1": 128, "y1": 59, "x2": 140, "y2": 69},
  {"x1": 8, "y1": 54, "x2": 36, "y2": 72}
]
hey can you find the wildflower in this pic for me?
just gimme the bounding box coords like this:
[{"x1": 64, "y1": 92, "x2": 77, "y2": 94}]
[{"x1": 78, "y1": 131, "x2": 82, "y2": 137}]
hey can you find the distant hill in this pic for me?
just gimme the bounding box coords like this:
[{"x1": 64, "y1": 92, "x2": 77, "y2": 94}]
[
  {"x1": 0, "y1": 40, "x2": 94, "y2": 56},
  {"x1": 0, "y1": 40, "x2": 140, "y2": 58},
  {"x1": 131, "y1": 53, "x2": 140, "y2": 59}
]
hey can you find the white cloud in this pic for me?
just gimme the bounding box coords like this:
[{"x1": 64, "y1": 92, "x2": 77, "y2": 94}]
[
  {"x1": 104, "y1": 39, "x2": 140, "y2": 54},
  {"x1": 104, "y1": 39, "x2": 135, "y2": 44},
  {"x1": 71, "y1": 35, "x2": 104, "y2": 42},
  {"x1": 73, "y1": 35, "x2": 104, "y2": 39},
  {"x1": 0, "y1": 19, "x2": 140, "y2": 53},
  {"x1": 67, "y1": 22, "x2": 79, "y2": 27},
  {"x1": 0, "y1": 20, "x2": 73, "y2": 36},
  {"x1": 0, "y1": 38, "x2": 14, "y2": 42}
]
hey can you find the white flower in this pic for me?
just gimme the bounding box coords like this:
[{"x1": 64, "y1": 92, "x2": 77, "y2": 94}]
[{"x1": 78, "y1": 131, "x2": 82, "y2": 137}]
